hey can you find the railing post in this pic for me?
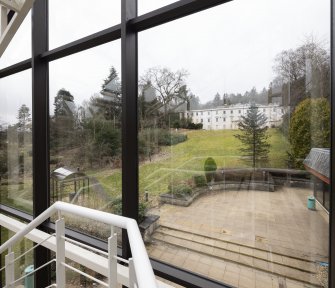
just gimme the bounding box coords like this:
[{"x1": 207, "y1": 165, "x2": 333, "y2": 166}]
[
  {"x1": 108, "y1": 228, "x2": 117, "y2": 288},
  {"x1": 129, "y1": 258, "x2": 137, "y2": 288},
  {"x1": 56, "y1": 218, "x2": 65, "y2": 288},
  {"x1": 5, "y1": 250, "x2": 14, "y2": 288}
]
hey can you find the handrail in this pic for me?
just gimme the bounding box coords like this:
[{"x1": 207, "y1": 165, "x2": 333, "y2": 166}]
[{"x1": 0, "y1": 201, "x2": 158, "y2": 288}]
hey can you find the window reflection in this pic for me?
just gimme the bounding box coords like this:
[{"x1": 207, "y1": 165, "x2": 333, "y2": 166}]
[
  {"x1": 0, "y1": 70, "x2": 32, "y2": 213},
  {"x1": 49, "y1": 0, "x2": 121, "y2": 49},
  {"x1": 138, "y1": 0, "x2": 330, "y2": 287},
  {"x1": 49, "y1": 42, "x2": 122, "y2": 241}
]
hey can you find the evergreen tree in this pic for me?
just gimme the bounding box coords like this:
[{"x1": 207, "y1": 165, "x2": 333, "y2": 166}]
[
  {"x1": 54, "y1": 88, "x2": 74, "y2": 117},
  {"x1": 234, "y1": 105, "x2": 270, "y2": 169},
  {"x1": 17, "y1": 104, "x2": 31, "y2": 147},
  {"x1": 98, "y1": 66, "x2": 122, "y2": 123},
  {"x1": 212, "y1": 93, "x2": 222, "y2": 107},
  {"x1": 51, "y1": 89, "x2": 76, "y2": 150},
  {"x1": 17, "y1": 104, "x2": 31, "y2": 132},
  {"x1": 102, "y1": 66, "x2": 119, "y2": 90}
]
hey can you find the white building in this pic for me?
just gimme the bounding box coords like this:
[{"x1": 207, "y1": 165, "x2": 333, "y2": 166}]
[{"x1": 181, "y1": 104, "x2": 286, "y2": 130}]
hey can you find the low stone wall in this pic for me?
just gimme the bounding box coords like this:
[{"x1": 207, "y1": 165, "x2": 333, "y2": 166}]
[
  {"x1": 139, "y1": 214, "x2": 160, "y2": 243},
  {"x1": 211, "y1": 179, "x2": 275, "y2": 192},
  {"x1": 160, "y1": 176, "x2": 275, "y2": 207},
  {"x1": 160, "y1": 188, "x2": 205, "y2": 207}
]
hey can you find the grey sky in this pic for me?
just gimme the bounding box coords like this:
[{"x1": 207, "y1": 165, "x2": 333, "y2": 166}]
[{"x1": 0, "y1": 0, "x2": 330, "y2": 123}]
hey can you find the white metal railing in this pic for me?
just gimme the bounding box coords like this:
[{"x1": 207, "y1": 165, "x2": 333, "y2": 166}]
[{"x1": 0, "y1": 201, "x2": 158, "y2": 288}]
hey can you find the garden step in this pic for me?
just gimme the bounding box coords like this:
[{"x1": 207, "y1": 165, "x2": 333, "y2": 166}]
[
  {"x1": 152, "y1": 229, "x2": 322, "y2": 287},
  {"x1": 159, "y1": 223, "x2": 327, "y2": 264},
  {"x1": 156, "y1": 227, "x2": 317, "y2": 274},
  {"x1": 153, "y1": 231, "x2": 317, "y2": 275}
]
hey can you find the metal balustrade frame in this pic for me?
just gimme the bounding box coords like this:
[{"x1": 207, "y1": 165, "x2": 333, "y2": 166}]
[{"x1": 0, "y1": 201, "x2": 158, "y2": 288}]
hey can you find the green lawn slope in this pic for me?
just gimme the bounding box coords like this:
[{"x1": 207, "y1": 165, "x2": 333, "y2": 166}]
[{"x1": 95, "y1": 128, "x2": 288, "y2": 198}]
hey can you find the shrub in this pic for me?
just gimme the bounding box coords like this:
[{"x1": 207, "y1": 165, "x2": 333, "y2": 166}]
[
  {"x1": 187, "y1": 122, "x2": 203, "y2": 130},
  {"x1": 111, "y1": 197, "x2": 147, "y2": 223},
  {"x1": 158, "y1": 130, "x2": 187, "y2": 146},
  {"x1": 111, "y1": 197, "x2": 122, "y2": 215},
  {"x1": 168, "y1": 183, "x2": 192, "y2": 197},
  {"x1": 139, "y1": 129, "x2": 187, "y2": 149},
  {"x1": 289, "y1": 98, "x2": 330, "y2": 168},
  {"x1": 50, "y1": 156, "x2": 63, "y2": 165},
  {"x1": 204, "y1": 157, "x2": 217, "y2": 182},
  {"x1": 172, "y1": 120, "x2": 203, "y2": 130},
  {"x1": 172, "y1": 120, "x2": 181, "y2": 129},
  {"x1": 138, "y1": 202, "x2": 148, "y2": 223},
  {"x1": 138, "y1": 133, "x2": 157, "y2": 159},
  {"x1": 193, "y1": 175, "x2": 207, "y2": 187}
]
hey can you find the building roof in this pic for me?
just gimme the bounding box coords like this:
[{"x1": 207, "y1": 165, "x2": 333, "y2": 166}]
[
  {"x1": 303, "y1": 148, "x2": 330, "y2": 183},
  {"x1": 101, "y1": 78, "x2": 121, "y2": 98},
  {"x1": 51, "y1": 167, "x2": 87, "y2": 181}
]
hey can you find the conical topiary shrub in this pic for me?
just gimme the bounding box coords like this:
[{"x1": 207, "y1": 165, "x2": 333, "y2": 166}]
[{"x1": 204, "y1": 157, "x2": 217, "y2": 183}]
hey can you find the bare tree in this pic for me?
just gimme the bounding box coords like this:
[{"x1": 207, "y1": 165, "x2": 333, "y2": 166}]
[
  {"x1": 273, "y1": 37, "x2": 330, "y2": 107},
  {"x1": 140, "y1": 67, "x2": 190, "y2": 116}
]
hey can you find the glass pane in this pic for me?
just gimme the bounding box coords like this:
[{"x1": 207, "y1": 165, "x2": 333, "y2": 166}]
[
  {"x1": 49, "y1": 0, "x2": 121, "y2": 49},
  {"x1": 139, "y1": 0, "x2": 177, "y2": 15},
  {"x1": 49, "y1": 41, "x2": 121, "y2": 241},
  {"x1": 0, "y1": 11, "x2": 31, "y2": 68},
  {"x1": 1, "y1": 226, "x2": 34, "y2": 286},
  {"x1": 0, "y1": 70, "x2": 33, "y2": 214},
  {"x1": 138, "y1": 1, "x2": 330, "y2": 287}
]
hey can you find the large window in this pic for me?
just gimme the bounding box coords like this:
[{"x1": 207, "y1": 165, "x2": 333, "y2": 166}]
[
  {"x1": 0, "y1": 12, "x2": 31, "y2": 67},
  {"x1": 0, "y1": 0, "x2": 333, "y2": 287},
  {"x1": 0, "y1": 70, "x2": 32, "y2": 214},
  {"x1": 49, "y1": 0, "x2": 121, "y2": 49},
  {"x1": 138, "y1": 0, "x2": 331, "y2": 287},
  {"x1": 1, "y1": 226, "x2": 34, "y2": 285},
  {"x1": 49, "y1": 41, "x2": 122, "y2": 239}
]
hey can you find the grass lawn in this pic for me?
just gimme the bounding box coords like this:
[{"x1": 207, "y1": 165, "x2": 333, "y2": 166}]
[{"x1": 94, "y1": 128, "x2": 288, "y2": 198}]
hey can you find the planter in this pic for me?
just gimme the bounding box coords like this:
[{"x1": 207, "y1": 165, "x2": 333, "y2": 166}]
[
  {"x1": 139, "y1": 214, "x2": 160, "y2": 243},
  {"x1": 160, "y1": 174, "x2": 275, "y2": 207},
  {"x1": 159, "y1": 188, "x2": 206, "y2": 207},
  {"x1": 211, "y1": 179, "x2": 275, "y2": 192}
]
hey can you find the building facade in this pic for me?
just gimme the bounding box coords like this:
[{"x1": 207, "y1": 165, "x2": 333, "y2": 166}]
[{"x1": 181, "y1": 104, "x2": 286, "y2": 130}]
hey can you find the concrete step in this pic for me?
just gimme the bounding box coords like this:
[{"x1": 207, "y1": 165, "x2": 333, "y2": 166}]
[
  {"x1": 159, "y1": 223, "x2": 327, "y2": 263},
  {"x1": 157, "y1": 226, "x2": 317, "y2": 274},
  {"x1": 152, "y1": 227, "x2": 322, "y2": 287}
]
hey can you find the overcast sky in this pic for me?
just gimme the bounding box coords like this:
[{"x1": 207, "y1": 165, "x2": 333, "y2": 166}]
[{"x1": 0, "y1": 0, "x2": 330, "y2": 124}]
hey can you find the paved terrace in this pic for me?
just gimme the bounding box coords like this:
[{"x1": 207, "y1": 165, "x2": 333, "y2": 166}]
[{"x1": 148, "y1": 187, "x2": 329, "y2": 288}]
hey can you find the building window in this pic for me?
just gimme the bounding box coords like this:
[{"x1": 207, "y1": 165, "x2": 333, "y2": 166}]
[
  {"x1": 231, "y1": 110, "x2": 233, "y2": 114},
  {"x1": 263, "y1": 108, "x2": 266, "y2": 112},
  {"x1": 223, "y1": 110, "x2": 226, "y2": 114},
  {"x1": 208, "y1": 119, "x2": 210, "y2": 122},
  {"x1": 223, "y1": 118, "x2": 226, "y2": 122},
  {"x1": 201, "y1": 119, "x2": 203, "y2": 123},
  {"x1": 216, "y1": 118, "x2": 218, "y2": 122},
  {"x1": 239, "y1": 110, "x2": 241, "y2": 114}
]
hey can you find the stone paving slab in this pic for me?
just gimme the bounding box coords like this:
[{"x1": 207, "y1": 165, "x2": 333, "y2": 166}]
[
  {"x1": 148, "y1": 241, "x2": 314, "y2": 288},
  {"x1": 148, "y1": 187, "x2": 329, "y2": 287},
  {"x1": 152, "y1": 233, "x2": 320, "y2": 286}
]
